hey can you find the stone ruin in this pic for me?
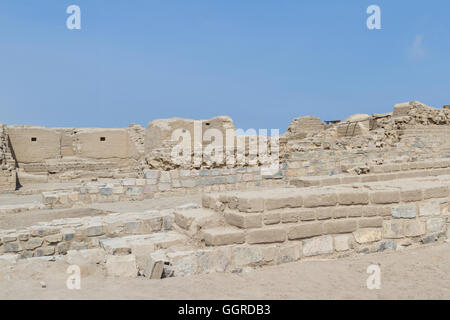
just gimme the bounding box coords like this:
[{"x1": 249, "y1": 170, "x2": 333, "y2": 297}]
[{"x1": 1, "y1": 100, "x2": 450, "y2": 279}]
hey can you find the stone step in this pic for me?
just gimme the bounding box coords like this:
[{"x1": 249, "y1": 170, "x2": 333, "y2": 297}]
[{"x1": 174, "y1": 207, "x2": 222, "y2": 231}]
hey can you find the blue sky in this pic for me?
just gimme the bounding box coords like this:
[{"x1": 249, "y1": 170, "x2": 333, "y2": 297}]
[{"x1": 1, "y1": 0, "x2": 449, "y2": 132}]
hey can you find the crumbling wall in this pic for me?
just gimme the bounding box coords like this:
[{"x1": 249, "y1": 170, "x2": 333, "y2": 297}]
[
  {"x1": 285, "y1": 116, "x2": 324, "y2": 140},
  {"x1": 0, "y1": 125, "x2": 16, "y2": 192}
]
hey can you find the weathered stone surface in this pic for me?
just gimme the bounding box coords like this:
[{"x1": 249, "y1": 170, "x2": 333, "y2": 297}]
[
  {"x1": 144, "y1": 251, "x2": 168, "y2": 279},
  {"x1": 232, "y1": 246, "x2": 263, "y2": 266},
  {"x1": 337, "y1": 191, "x2": 369, "y2": 205},
  {"x1": 167, "y1": 251, "x2": 197, "y2": 277},
  {"x1": 25, "y1": 238, "x2": 43, "y2": 250},
  {"x1": 302, "y1": 236, "x2": 333, "y2": 257},
  {"x1": 203, "y1": 227, "x2": 245, "y2": 246},
  {"x1": 423, "y1": 186, "x2": 448, "y2": 199},
  {"x1": 276, "y1": 243, "x2": 301, "y2": 264},
  {"x1": 358, "y1": 217, "x2": 383, "y2": 228},
  {"x1": 247, "y1": 227, "x2": 286, "y2": 244},
  {"x1": 382, "y1": 220, "x2": 404, "y2": 239},
  {"x1": 404, "y1": 220, "x2": 426, "y2": 237},
  {"x1": 238, "y1": 197, "x2": 264, "y2": 213},
  {"x1": 353, "y1": 228, "x2": 382, "y2": 244},
  {"x1": 392, "y1": 205, "x2": 417, "y2": 219},
  {"x1": 419, "y1": 202, "x2": 441, "y2": 217},
  {"x1": 323, "y1": 219, "x2": 357, "y2": 234},
  {"x1": 288, "y1": 222, "x2": 323, "y2": 240},
  {"x1": 426, "y1": 218, "x2": 444, "y2": 233},
  {"x1": 303, "y1": 192, "x2": 337, "y2": 208},
  {"x1": 334, "y1": 234, "x2": 351, "y2": 252},
  {"x1": 225, "y1": 212, "x2": 262, "y2": 229},
  {"x1": 370, "y1": 191, "x2": 400, "y2": 204},
  {"x1": 197, "y1": 247, "x2": 232, "y2": 273},
  {"x1": 34, "y1": 246, "x2": 55, "y2": 257}
]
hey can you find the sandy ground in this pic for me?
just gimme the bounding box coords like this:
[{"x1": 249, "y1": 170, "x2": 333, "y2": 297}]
[{"x1": 1, "y1": 242, "x2": 449, "y2": 300}]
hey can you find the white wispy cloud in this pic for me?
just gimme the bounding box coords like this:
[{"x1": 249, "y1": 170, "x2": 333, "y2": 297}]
[{"x1": 408, "y1": 34, "x2": 426, "y2": 61}]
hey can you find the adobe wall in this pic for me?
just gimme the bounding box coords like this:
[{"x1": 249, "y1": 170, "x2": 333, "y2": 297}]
[
  {"x1": 5, "y1": 126, "x2": 145, "y2": 184},
  {"x1": 0, "y1": 124, "x2": 16, "y2": 192}
]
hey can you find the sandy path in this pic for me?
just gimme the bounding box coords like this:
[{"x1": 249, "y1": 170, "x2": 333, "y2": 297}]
[{"x1": 1, "y1": 242, "x2": 449, "y2": 300}]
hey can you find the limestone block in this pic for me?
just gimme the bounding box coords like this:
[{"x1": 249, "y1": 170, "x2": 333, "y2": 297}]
[
  {"x1": 232, "y1": 246, "x2": 263, "y2": 267},
  {"x1": 197, "y1": 247, "x2": 232, "y2": 273},
  {"x1": 203, "y1": 227, "x2": 245, "y2": 246},
  {"x1": 404, "y1": 220, "x2": 426, "y2": 237},
  {"x1": 392, "y1": 205, "x2": 417, "y2": 219},
  {"x1": 382, "y1": 220, "x2": 404, "y2": 239},
  {"x1": 225, "y1": 212, "x2": 262, "y2": 229},
  {"x1": 302, "y1": 236, "x2": 333, "y2": 257},
  {"x1": 334, "y1": 234, "x2": 351, "y2": 252},
  {"x1": 426, "y1": 218, "x2": 444, "y2": 233},
  {"x1": 276, "y1": 243, "x2": 301, "y2": 264},
  {"x1": 144, "y1": 251, "x2": 168, "y2": 279},
  {"x1": 419, "y1": 202, "x2": 441, "y2": 217},
  {"x1": 167, "y1": 251, "x2": 197, "y2": 277},
  {"x1": 353, "y1": 228, "x2": 382, "y2": 244}
]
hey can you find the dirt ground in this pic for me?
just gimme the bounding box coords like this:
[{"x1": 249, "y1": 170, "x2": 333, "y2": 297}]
[{"x1": 1, "y1": 242, "x2": 449, "y2": 300}]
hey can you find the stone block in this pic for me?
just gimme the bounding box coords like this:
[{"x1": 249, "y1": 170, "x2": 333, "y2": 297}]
[
  {"x1": 302, "y1": 236, "x2": 333, "y2": 257},
  {"x1": 167, "y1": 251, "x2": 197, "y2": 277},
  {"x1": 423, "y1": 186, "x2": 448, "y2": 199},
  {"x1": 287, "y1": 222, "x2": 323, "y2": 240},
  {"x1": 419, "y1": 202, "x2": 441, "y2": 217},
  {"x1": 334, "y1": 234, "x2": 351, "y2": 252},
  {"x1": 426, "y1": 218, "x2": 444, "y2": 233},
  {"x1": 143, "y1": 251, "x2": 167, "y2": 279},
  {"x1": 392, "y1": 205, "x2": 417, "y2": 219},
  {"x1": 197, "y1": 247, "x2": 232, "y2": 273},
  {"x1": 246, "y1": 227, "x2": 286, "y2": 244},
  {"x1": 225, "y1": 212, "x2": 262, "y2": 229},
  {"x1": 404, "y1": 220, "x2": 426, "y2": 237},
  {"x1": 337, "y1": 191, "x2": 369, "y2": 205},
  {"x1": 303, "y1": 192, "x2": 337, "y2": 208},
  {"x1": 238, "y1": 197, "x2": 264, "y2": 213},
  {"x1": 323, "y1": 219, "x2": 357, "y2": 234},
  {"x1": 370, "y1": 190, "x2": 400, "y2": 204},
  {"x1": 276, "y1": 243, "x2": 301, "y2": 264},
  {"x1": 353, "y1": 228, "x2": 382, "y2": 244},
  {"x1": 400, "y1": 189, "x2": 423, "y2": 202},
  {"x1": 382, "y1": 220, "x2": 404, "y2": 239},
  {"x1": 232, "y1": 246, "x2": 263, "y2": 267},
  {"x1": 358, "y1": 217, "x2": 383, "y2": 228},
  {"x1": 203, "y1": 227, "x2": 245, "y2": 246}
]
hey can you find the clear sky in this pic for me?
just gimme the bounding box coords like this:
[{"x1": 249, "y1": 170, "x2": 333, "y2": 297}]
[{"x1": 1, "y1": 0, "x2": 449, "y2": 132}]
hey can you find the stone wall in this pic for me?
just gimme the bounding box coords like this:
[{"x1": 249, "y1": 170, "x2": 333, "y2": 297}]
[{"x1": 0, "y1": 124, "x2": 16, "y2": 192}]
